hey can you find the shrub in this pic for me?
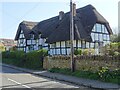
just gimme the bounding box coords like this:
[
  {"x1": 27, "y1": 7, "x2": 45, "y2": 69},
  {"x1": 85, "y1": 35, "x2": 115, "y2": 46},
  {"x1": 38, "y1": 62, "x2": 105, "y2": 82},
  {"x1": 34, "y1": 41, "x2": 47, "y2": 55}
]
[
  {"x1": 74, "y1": 49, "x2": 82, "y2": 55},
  {"x1": 82, "y1": 49, "x2": 95, "y2": 55},
  {"x1": 2, "y1": 50, "x2": 24, "y2": 60},
  {"x1": 2, "y1": 49, "x2": 48, "y2": 70}
]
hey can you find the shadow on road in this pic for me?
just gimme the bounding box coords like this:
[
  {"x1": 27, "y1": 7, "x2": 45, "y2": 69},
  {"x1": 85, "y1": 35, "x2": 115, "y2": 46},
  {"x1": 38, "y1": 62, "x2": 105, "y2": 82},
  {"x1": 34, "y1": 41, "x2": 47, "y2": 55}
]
[{"x1": 1, "y1": 65, "x2": 27, "y2": 74}]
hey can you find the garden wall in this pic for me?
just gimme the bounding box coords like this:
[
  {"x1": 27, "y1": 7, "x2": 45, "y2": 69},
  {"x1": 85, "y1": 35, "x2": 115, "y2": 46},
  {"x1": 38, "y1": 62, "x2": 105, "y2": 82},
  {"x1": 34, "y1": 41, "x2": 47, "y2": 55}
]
[{"x1": 43, "y1": 55, "x2": 119, "y2": 71}]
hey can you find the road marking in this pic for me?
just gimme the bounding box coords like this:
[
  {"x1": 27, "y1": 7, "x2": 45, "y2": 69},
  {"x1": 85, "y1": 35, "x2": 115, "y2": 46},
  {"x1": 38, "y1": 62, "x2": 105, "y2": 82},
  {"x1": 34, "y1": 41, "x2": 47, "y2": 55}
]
[{"x1": 8, "y1": 78, "x2": 31, "y2": 88}]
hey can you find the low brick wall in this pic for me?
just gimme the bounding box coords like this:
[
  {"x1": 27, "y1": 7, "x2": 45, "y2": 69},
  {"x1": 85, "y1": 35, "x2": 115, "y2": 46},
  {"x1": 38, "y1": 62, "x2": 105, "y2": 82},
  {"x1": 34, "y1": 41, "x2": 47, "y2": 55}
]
[{"x1": 43, "y1": 55, "x2": 119, "y2": 71}]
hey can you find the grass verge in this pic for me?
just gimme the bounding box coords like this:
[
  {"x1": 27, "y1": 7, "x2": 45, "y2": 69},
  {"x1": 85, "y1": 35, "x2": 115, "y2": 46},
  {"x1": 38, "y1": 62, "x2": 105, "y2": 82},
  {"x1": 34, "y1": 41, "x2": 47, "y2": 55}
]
[{"x1": 49, "y1": 68, "x2": 120, "y2": 84}]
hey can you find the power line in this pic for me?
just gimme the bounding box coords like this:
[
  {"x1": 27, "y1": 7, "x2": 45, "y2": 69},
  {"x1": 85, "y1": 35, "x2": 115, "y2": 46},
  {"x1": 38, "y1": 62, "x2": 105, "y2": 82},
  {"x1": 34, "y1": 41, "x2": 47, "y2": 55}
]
[{"x1": 3, "y1": 3, "x2": 40, "y2": 30}]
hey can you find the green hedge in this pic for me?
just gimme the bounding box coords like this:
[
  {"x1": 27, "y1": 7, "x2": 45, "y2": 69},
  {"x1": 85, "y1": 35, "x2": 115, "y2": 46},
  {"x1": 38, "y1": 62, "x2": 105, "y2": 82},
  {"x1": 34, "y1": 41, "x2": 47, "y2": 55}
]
[{"x1": 2, "y1": 49, "x2": 48, "y2": 70}]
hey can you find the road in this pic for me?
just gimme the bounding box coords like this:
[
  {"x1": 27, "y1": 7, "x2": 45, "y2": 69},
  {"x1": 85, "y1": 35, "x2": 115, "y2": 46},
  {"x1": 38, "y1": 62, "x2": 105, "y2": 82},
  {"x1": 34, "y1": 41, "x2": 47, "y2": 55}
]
[{"x1": 0, "y1": 65, "x2": 92, "y2": 89}]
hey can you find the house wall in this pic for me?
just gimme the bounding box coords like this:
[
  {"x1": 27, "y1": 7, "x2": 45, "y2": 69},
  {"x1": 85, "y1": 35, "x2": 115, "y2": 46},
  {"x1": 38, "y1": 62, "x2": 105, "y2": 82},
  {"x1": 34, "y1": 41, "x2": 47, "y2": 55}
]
[
  {"x1": 49, "y1": 23, "x2": 111, "y2": 55},
  {"x1": 17, "y1": 30, "x2": 48, "y2": 52}
]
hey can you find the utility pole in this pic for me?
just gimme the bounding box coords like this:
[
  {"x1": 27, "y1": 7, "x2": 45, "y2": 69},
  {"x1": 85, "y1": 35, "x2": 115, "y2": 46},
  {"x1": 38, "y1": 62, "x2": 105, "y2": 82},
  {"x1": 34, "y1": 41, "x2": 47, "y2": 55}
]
[{"x1": 70, "y1": 0, "x2": 76, "y2": 72}]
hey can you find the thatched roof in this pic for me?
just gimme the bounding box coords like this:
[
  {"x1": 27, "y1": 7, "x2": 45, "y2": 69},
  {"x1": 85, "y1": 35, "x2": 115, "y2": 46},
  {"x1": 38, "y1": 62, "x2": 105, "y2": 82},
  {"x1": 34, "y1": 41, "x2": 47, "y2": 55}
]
[
  {"x1": 15, "y1": 4, "x2": 113, "y2": 43},
  {"x1": 15, "y1": 21, "x2": 38, "y2": 40},
  {"x1": 45, "y1": 5, "x2": 112, "y2": 43}
]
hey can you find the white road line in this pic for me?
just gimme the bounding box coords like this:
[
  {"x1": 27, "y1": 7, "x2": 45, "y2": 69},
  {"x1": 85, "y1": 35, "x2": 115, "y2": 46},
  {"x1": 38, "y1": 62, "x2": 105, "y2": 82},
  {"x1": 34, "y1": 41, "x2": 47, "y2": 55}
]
[{"x1": 8, "y1": 78, "x2": 31, "y2": 88}]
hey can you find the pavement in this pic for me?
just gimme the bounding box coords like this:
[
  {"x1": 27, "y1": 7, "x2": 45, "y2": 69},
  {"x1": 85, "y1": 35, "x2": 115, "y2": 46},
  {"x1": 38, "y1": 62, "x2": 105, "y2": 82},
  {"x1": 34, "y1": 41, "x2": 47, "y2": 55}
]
[{"x1": 1, "y1": 63, "x2": 120, "y2": 90}]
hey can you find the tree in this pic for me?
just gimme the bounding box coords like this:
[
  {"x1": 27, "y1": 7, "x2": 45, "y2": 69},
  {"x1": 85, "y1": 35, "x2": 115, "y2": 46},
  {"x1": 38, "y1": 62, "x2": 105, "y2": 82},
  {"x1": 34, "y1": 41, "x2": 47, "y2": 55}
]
[{"x1": 110, "y1": 33, "x2": 120, "y2": 42}]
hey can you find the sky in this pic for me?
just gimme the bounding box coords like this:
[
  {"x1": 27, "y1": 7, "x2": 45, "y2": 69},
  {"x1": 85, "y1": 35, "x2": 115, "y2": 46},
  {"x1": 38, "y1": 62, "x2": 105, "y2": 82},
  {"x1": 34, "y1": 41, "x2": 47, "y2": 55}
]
[{"x1": 0, "y1": 0, "x2": 119, "y2": 39}]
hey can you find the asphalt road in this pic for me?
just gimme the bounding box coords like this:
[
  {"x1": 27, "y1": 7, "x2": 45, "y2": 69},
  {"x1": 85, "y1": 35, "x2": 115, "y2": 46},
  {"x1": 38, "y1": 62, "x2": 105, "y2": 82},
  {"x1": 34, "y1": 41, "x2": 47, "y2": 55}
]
[{"x1": 0, "y1": 65, "x2": 92, "y2": 89}]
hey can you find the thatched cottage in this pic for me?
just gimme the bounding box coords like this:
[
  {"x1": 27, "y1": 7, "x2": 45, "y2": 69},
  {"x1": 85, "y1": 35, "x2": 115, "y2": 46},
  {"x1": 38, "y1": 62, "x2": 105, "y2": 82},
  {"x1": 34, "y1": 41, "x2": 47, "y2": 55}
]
[{"x1": 15, "y1": 5, "x2": 113, "y2": 55}]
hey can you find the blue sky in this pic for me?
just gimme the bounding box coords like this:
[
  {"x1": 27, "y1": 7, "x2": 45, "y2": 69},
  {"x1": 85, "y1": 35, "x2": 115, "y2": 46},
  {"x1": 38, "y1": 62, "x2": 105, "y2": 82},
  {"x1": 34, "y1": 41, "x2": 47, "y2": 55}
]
[{"x1": 0, "y1": 0, "x2": 119, "y2": 39}]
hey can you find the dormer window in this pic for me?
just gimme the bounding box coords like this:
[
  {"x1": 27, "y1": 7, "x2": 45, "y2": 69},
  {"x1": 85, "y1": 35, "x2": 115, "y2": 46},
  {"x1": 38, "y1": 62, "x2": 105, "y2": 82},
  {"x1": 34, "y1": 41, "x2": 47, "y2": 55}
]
[{"x1": 30, "y1": 34, "x2": 34, "y2": 39}]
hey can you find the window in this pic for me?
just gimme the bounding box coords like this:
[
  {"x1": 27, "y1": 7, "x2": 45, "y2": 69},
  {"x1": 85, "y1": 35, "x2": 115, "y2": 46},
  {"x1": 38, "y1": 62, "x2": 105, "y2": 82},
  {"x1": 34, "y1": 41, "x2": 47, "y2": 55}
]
[
  {"x1": 99, "y1": 34, "x2": 103, "y2": 41},
  {"x1": 51, "y1": 43, "x2": 56, "y2": 48},
  {"x1": 82, "y1": 40, "x2": 85, "y2": 49},
  {"x1": 86, "y1": 42, "x2": 89, "y2": 48},
  {"x1": 103, "y1": 34, "x2": 107, "y2": 40},
  {"x1": 107, "y1": 35, "x2": 110, "y2": 41},
  {"x1": 92, "y1": 25, "x2": 95, "y2": 32},
  {"x1": 78, "y1": 40, "x2": 81, "y2": 47},
  {"x1": 96, "y1": 24, "x2": 101, "y2": 32},
  {"x1": 56, "y1": 42, "x2": 60, "y2": 47},
  {"x1": 73, "y1": 40, "x2": 76, "y2": 47},
  {"x1": 95, "y1": 34, "x2": 98, "y2": 40},
  {"x1": 104, "y1": 27, "x2": 108, "y2": 34},
  {"x1": 56, "y1": 49, "x2": 60, "y2": 54},
  {"x1": 66, "y1": 41, "x2": 70, "y2": 47},
  {"x1": 95, "y1": 43, "x2": 98, "y2": 48},
  {"x1": 67, "y1": 48, "x2": 71, "y2": 55},
  {"x1": 62, "y1": 49, "x2": 66, "y2": 54},
  {"x1": 21, "y1": 30, "x2": 23, "y2": 33},
  {"x1": 101, "y1": 25, "x2": 104, "y2": 33},
  {"x1": 90, "y1": 43, "x2": 94, "y2": 48},
  {"x1": 30, "y1": 34, "x2": 34, "y2": 39},
  {"x1": 19, "y1": 34, "x2": 24, "y2": 38},
  {"x1": 61, "y1": 41, "x2": 65, "y2": 47},
  {"x1": 20, "y1": 39, "x2": 24, "y2": 44}
]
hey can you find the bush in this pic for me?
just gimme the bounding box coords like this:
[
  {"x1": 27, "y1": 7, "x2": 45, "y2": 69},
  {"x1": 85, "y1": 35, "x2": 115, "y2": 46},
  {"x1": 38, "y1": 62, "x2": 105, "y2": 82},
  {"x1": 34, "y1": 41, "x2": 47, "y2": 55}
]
[
  {"x1": 2, "y1": 50, "x2": 24, "y2": 60},
  {"x1": 82, "y1": 49, "x2": 95, "y2": 55},
  {"x1": 74, "y1": 49, "x2": 82, "y2": 55},
  {"x1": 2, "y1": 49, "x2": 48, "y2": 70}
]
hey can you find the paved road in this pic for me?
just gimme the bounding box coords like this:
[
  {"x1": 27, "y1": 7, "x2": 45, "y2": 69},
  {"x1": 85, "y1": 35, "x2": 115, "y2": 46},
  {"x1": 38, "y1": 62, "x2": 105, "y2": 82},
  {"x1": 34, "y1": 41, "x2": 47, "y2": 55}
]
[{"x1": 0, "y1": 65, "x2": 92, "y2": 89}]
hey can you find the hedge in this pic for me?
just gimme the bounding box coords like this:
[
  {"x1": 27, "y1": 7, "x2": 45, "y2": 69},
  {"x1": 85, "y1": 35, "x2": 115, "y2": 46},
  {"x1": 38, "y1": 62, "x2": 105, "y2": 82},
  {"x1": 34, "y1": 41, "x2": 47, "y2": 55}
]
[{"x1": 2, "y1": 49, "x2": 48, "y2": 70}]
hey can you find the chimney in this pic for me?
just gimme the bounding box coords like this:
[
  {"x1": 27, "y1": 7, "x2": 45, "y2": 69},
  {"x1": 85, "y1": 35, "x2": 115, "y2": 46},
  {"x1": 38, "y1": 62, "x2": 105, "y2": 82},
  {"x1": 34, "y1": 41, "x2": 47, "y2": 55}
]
[{"x1": 59, "y1": 11, "x2": 64, "y2": 20}]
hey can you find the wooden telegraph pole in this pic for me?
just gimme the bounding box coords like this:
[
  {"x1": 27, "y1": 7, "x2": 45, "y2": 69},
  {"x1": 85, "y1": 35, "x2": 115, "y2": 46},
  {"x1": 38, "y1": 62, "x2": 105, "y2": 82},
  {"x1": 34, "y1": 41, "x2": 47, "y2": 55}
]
[{"x1": 70, "y1": 0, "x2": 76, "y2": 72}]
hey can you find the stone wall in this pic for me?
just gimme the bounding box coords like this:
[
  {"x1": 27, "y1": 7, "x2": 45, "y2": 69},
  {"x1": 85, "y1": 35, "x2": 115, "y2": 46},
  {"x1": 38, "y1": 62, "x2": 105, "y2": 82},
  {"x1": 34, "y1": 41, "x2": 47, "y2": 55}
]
[{"x1": 43, "y1": 56, "x2": 119, "y2": 71}]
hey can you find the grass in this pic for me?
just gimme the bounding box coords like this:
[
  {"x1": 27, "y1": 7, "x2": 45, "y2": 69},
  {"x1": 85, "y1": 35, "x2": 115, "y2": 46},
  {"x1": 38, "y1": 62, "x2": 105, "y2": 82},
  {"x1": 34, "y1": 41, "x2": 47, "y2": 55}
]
[
  {"x1": 2, "y1": 58, "x2": 43, "y2": 70},
  {"x1": 49, "y1": 68, "x2": 120, "y2": 84}
]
